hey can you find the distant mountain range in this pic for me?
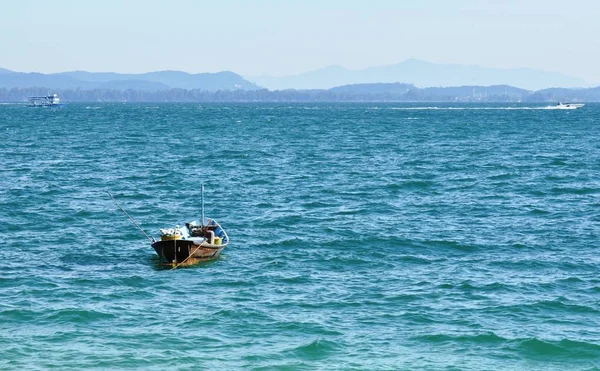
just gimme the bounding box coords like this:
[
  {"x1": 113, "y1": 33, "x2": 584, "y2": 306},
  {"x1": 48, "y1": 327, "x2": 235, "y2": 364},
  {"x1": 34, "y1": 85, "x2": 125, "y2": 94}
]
[
  {"x1": 1, "y1": 59, "x2": 591, "y2": 93},
  {"x1": 0, "y1": 59, "x2": 592, "y2": 93},
  {"x1": 1, "y1": 60, "x2": 598, "y2": 102},
  {"x1": 0, "y1": 68, "x2": 260, "y2": 91},
  {"x1": 248, "y1": 59, "x2": 590, "y2": 91}
]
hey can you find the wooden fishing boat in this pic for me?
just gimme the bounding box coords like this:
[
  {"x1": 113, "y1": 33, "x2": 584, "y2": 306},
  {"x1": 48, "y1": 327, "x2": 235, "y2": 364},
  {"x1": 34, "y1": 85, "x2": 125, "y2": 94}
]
[
  {"x1": 151, "y1": 218, "x2": 229, "y2": 265},
  {"x1": 108, "y1": 185, "x2": 229, "y2": 268}
]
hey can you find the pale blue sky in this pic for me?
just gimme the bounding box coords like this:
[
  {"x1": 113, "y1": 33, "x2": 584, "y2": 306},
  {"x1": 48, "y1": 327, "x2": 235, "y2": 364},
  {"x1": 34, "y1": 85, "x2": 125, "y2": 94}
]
[{"x1": 1, "y1": 0, "x2": 598, "y2": 82}]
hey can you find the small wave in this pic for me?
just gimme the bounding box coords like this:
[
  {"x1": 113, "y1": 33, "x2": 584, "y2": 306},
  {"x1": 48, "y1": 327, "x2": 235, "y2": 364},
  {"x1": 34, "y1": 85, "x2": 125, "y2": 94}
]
[
  {"x1": 268, "y1": 237, "x2": 307, "y2": 248},
  {"x1": 0, "y1": 309, "x2": 41, "y2": 322},
  {"x1": 535, "y1": 299, "x2": 600, "y2": 314},
  {"x1": 387, "y1": 180, "x2": 435, "y2": 190},
  {"x1": 555, "y1": 276, "x2": 585, "y2": 284},
  {"x1": 528, "y1": 208, "x2": 551, "y2": 215},
  {"x1": 416, "y1": 239, "x2": 480, "y2": 252},
  {"x1": 46, "y1": 309, "x2": 116, "y2": 323},
  {"x1": 255, "y1": 202, "x2": 274, "y2": 208},
  {"x1": 286, "y1": 338, "x2": 340, "y2": 360},
  {"x1": 487, "y1": 172, "x2": 517, "y2": 180},
  {"x1": 491, "y1": 299, "x2": 600, "y2": 315},
  {"x1": 549, "y1": 159, "x2": 568, "y2": 166},
  {"x1": 550, "y1": 187, "x2": 600, "y2": 195},
  {"x1": 333, "y1": 208, "x2": 363, "y2": 215},
  {"x1": 413, "y1": 332, "x2": 505, "y2": 344},
  {"x1": 413, "y1": 333, "x2": 600, "y2": 359},
  {"x1": 320, "y1": 254, "x2": 374, "y2": 266},
  {"x1": 246, "y1": 179, "x2": 270, "y2": 186},
  {"x1": 518, "y1": 338, "x2": 600, "y2": 358},
  {"x1": 276, "y1": 275, "x2": 312, "y2": 284},
  {"x1": 397, "y1": 255, "x2": 439, "y2": 265},
  {"x1": 301, "y1": 201, "x2": 336, "y2": 209}
]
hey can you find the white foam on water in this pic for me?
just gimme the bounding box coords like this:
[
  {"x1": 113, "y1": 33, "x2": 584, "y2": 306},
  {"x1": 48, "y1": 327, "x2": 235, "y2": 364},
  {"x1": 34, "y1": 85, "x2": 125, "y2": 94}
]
[{"x1": 388, "y1": 106, "x2": 580, "y2": 111}]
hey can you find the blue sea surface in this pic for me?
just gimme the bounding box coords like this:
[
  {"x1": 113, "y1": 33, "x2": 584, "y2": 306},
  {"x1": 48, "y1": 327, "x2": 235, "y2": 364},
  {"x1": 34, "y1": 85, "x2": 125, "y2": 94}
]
[{"x1": 1, "y1": 102, "x2": 599, "y2": 369}]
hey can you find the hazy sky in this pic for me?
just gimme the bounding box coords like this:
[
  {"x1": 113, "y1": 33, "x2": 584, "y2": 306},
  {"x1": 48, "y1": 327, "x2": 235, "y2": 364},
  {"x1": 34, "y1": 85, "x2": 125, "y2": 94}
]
[{"x1": 1, "y1": 0, "x2": 598, "y2": 82}]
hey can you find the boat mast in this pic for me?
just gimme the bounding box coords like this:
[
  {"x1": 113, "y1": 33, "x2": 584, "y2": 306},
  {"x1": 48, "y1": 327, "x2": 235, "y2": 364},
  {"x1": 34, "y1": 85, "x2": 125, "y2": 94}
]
[{"x1": 201, "y1": 183, "x2": 205, "y2": 226}]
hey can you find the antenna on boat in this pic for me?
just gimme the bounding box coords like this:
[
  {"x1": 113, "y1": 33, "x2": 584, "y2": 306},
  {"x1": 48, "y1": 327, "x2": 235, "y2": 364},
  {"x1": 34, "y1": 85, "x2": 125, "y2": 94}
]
[
  {"x1": 107, "y1": 191, "x2": 155, "y2": 243},
  {"x1": 201, "y1": 184, "x2": 205, "y2": 227}
]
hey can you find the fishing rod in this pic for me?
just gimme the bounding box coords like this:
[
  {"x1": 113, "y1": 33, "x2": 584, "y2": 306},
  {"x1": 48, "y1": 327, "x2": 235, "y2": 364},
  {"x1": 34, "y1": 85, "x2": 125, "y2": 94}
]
[{"x1": 107, "y1": 191, "x2": 155, "y2": 243}]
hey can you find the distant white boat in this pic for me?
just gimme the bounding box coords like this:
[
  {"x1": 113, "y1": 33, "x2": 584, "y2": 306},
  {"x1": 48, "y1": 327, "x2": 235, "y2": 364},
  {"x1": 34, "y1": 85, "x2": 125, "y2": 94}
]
[
  {"x1": 556, "y1": 102, "x2": 585, "y2": 109},
  {"x1": 27, "y1": 94, "x2": 66, "y2": 107}
]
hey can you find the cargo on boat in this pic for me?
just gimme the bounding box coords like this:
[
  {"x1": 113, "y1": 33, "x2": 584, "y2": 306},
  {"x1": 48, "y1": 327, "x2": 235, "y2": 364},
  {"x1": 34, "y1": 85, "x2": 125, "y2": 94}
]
[{"x1": 151, "y1": 218, "x2": 229, "y2": 265}]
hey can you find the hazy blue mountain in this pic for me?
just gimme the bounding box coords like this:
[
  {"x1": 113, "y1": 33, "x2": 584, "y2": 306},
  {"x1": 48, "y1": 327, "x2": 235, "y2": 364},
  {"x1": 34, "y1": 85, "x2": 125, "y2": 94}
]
[
  {"x1": 418, "y1": 85, "x2": 530, "y2": 100},
  {"x1": 96, "y1": 80, "x2": 170, "y2": 91},
  {"x1": 58, "y1": 70, "x2": 259, "y2": 90},
  {"x1": 56, "y1": 71, "x2": 127, "y2": 82},
  {"x1": 248, "y1": 59, "x2": 588, "y2": 91},
  {"x1": 0, "y1": 69, "x2": 260, "y2": 91},
  {"x1": 526, "y1": 86, "x2": 600, "y2": 102},
  {"x1": 137, "y1": 71, "x2": 257, "y2": 90},
  {"x1": 329, "y1": 82, "x2": 415, "y2": 94},
  {"x1": 0, "y1": 72, "x2": 91, "y2": 89},
  {"x1": 328, "y1": 82, "x2": 527, "y2": 96},
  {"x1": 252, "y1": 65, "x2": 352, "y2": 92},
  {"x1": 327, "y1": 83, "x2": 531, "y2": 101}
]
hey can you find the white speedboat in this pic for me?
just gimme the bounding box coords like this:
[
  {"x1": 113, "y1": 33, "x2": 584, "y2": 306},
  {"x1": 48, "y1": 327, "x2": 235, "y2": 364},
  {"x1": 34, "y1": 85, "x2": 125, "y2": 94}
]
[{"x1": 556, "y1": 102, "x2": 585, "y2": 109}]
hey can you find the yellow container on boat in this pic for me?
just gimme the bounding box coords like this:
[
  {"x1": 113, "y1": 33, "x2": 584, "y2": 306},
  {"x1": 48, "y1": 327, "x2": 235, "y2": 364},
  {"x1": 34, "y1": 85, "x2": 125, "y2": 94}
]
[
  {"x1": 161, "y1": 235, "x2": 182, "y2": 241},
  {"x1": 213, "y1": 236, "x2": 222, "y2": 245}
]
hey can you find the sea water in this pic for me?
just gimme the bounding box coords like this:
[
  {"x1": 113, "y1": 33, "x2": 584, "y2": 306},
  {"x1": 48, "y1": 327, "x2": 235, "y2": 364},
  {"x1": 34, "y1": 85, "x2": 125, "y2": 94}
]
[{"x1": 1, "y1": 103, "x2": 599, "y2": 369}]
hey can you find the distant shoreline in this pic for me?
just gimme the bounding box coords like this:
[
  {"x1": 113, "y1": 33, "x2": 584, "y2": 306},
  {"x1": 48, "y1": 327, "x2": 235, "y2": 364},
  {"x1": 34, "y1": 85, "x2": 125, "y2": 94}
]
[{"x1": 0, "y1": 83, "x2": 596, "y2": 103}]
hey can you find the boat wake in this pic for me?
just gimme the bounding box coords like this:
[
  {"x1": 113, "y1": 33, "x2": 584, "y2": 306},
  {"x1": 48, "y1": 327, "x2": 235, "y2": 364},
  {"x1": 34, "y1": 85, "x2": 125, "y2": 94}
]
[{"x1": 388, "y1": 106, "x2": 583, "y2": 110}]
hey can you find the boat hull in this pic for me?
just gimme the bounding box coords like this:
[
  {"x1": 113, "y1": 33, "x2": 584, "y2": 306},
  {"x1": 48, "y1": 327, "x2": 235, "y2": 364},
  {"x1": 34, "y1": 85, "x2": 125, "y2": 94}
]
[
  {"x1": 151, "y1": 239, "x2": 225, "y2": 263},
  {"x1": 556, "y1": 103, "x2": 585, "y2": 109},
  {"x1": 27, "y1": 104, "x2": 67, "y2": 108}
]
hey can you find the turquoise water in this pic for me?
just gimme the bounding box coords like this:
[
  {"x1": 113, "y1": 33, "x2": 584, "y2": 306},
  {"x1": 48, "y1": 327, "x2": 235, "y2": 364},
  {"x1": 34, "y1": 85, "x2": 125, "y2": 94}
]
[{"x1": 1, "y1": 103, "x2": 599, "y2": 370}]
